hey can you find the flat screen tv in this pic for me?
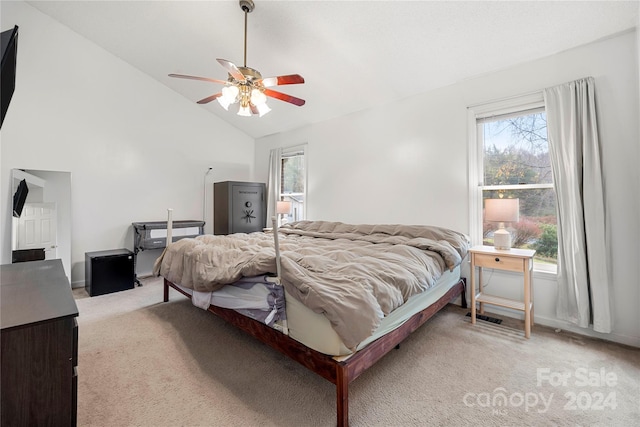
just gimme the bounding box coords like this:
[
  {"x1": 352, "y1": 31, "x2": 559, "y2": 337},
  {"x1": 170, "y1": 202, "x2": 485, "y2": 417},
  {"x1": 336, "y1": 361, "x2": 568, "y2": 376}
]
[
  {"x1": 13, "y1": 178, "x2": 28, "y2": 218},
  {"x1": 1, "y1": 25, "x2": 19, "y2": 129}
]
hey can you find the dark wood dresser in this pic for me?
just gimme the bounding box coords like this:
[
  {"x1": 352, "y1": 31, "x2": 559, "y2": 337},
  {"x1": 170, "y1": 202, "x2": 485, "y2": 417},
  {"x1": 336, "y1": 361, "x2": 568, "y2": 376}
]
[{"x1": 1, "y1": 259, "x2": 79, "y2": 426}]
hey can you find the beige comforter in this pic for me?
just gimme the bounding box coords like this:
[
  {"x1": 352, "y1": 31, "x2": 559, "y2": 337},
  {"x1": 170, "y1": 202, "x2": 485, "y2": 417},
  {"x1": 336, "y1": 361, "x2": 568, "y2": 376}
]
[{"x1": 153, "y1": 221, "x2": 469, "y2": 349}]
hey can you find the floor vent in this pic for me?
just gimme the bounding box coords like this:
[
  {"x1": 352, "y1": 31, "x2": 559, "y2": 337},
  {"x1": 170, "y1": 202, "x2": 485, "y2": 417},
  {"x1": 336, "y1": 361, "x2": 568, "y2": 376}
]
[{"x1": 466, "y1": 312, "x2": 503, "y2": 324}]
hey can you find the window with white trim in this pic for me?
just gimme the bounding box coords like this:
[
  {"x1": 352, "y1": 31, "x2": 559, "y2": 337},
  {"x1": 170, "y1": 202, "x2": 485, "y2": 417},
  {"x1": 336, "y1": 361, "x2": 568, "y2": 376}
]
[
  {"x1": 280, "y1": 144, "x2": 306, "y2": 223},
  {"x1": 469, "y1": 94, "x2": 557, "y2": 271}
]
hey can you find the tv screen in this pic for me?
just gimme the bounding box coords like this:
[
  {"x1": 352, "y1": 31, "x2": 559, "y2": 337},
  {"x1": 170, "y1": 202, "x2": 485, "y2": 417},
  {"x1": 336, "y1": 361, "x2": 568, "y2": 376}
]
[
  {"x1": 1, "y1": 25, "x2": 18, "y2": 129},
  {"x1": 13, "y1": 179, "x2": 28, "y2": 218}
]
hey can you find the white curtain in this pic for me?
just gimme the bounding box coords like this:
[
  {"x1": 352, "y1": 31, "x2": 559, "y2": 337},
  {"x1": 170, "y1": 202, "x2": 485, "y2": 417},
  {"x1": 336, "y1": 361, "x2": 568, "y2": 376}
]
[
  {"x1": 544, "y1": 77, "x2": 612, "y2": 333},
  {"x1": 266, "y1": 147, "x2": 282, "y2": 226}
]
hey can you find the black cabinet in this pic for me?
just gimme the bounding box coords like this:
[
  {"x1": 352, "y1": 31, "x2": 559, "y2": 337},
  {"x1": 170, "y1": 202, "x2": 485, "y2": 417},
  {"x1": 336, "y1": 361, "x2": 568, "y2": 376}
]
[
  {"x1": 214, "y1": 181, "x2": 266, "y2": 235},
  {"x1": 1, "y1": 259, "x2": 79, "y2": 426},
  {"x1": 85, "y1": 249, "x2": 134, "y2": 297}
]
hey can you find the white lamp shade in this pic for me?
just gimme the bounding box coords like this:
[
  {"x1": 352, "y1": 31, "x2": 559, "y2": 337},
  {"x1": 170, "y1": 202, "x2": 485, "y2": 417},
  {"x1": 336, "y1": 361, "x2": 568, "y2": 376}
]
[
  {"x1": 251, "y1": 88, "x2": 267, "y2": 105},
  {"x1": 237, "y1": 105, "x2": 251, "y2": 117},
  {"x1": 222, "y1": 85, "x2": 239, "y2": 101},
  {"x1": 256, "y1": 103, "x2": 271, "y2": 117},
  {"x1": 276, "y1": 201, "x2": 292, "y2": 215},
  {"x1": 484, "y1": 198, "x2": 520, "y2": 223},
  {"x1": 217, "y1": 97, "x2": 232, "y2": 110}
]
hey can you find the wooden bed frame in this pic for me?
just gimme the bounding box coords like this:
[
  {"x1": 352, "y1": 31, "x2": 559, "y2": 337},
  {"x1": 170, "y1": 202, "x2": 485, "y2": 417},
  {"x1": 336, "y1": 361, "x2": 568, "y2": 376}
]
[{"x1": 163, "y1": 277, "x2": 466, "y2": 426}]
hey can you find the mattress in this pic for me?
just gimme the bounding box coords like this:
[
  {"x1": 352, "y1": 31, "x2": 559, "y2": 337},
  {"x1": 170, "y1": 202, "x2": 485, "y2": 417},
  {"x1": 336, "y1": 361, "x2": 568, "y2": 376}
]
[
  {"x1": 176, "y1": 265, "x2": 461, "y2": 357},
  {"x1": 286, "y1": 265, "x2": 461, "y2": 356}
]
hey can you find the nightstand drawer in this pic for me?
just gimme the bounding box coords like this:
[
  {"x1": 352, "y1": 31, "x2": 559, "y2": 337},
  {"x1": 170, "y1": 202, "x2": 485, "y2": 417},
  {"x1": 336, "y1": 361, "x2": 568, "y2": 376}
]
[{"x1": 473, "y1": 253, "x2": 524, "y2": 272}]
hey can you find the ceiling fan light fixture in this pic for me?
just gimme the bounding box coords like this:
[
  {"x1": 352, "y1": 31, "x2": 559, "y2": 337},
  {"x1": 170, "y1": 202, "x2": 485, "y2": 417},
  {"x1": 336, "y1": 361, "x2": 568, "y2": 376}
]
[
  {"x1": 217, "y1": 97, "x2": 231, "y2": 111},
  {"x1": 222, "y1": 85, "x2": 239, "y2": 101},
  {"x1": 237, "y1": 105, "x2": 252, "y2": 117},
  {"x1": 256, "y1": 103, "x2": 271, "y2": 117},
  {"x1": 169, "y1": 0, "x2": 305, "y2": 117},
  {"x1": 250, "y1": 88, "x2": 267, "y2": 105},
  {"x1": 217, "y1": 85, "x2": 239, "y2": 110}
]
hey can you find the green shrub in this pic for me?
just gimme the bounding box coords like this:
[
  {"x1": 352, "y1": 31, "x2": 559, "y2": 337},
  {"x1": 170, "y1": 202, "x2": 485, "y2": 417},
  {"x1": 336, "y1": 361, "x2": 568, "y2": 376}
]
[{"x1": 535, "y1": 223, "x2": 557, "y2": 258}]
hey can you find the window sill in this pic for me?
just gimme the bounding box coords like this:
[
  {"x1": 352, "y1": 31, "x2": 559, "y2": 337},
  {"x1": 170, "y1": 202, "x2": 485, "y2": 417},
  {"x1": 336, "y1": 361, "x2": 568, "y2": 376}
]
[{"x1": 533, "y1": 265, "x2": 557, "y2": 280}]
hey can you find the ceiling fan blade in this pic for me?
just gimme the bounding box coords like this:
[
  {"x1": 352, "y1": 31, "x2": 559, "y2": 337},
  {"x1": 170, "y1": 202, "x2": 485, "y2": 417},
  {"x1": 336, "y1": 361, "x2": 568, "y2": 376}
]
[
  {"x1": 259, "y1": 74, "x2": 305, "y2": 87},
  {"x1": 216, "y1": 58, "x2": 246, "y2": 83},
  {"x1": 250, "y1": 104, "x2": 259, "y2": 115},
  {"x1": 196, "y1": 93, "x2": 223, "y2": 104},
  {"x1": 263, "y1": 89, "x2": 306, "y2": 106},
  {"x1": 168, "y1": 74, "x2": 227, "y2": 85}
]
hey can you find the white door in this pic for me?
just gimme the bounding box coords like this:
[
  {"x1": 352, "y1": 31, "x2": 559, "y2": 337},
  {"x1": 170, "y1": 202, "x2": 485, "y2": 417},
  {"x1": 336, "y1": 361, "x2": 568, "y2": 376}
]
[{"x1": 17, "y1": 202, "x2": 58, "y2": 260}]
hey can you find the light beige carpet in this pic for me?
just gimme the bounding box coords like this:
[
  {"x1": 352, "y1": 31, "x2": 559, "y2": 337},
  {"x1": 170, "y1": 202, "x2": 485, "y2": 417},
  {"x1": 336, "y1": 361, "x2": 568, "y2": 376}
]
[{"x1": 74, "y1": 277, "x2": 639, "y2": 426}]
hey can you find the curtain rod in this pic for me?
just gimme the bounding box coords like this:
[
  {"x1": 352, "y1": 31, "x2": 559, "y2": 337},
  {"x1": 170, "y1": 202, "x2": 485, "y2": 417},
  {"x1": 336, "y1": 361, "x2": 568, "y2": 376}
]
[{"x1": 468, "y1": 76, "x2": 594, "y2": 110}]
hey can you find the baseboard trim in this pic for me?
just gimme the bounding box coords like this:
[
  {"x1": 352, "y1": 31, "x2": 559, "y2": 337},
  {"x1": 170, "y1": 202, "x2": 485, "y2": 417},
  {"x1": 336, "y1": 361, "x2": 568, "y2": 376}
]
[
  {"x1": 478, "y1": 305, "x2": 639, "y2": 348},
  {"x1": 533, "y1": 314, "x2": 640, "y2": 348}
]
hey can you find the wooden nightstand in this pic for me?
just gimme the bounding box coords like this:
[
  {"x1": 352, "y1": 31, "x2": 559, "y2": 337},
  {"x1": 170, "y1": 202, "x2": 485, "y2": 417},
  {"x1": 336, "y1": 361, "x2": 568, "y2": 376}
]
[{"x1": 469, "y1": 245, "x2": 536, "y2": 338}]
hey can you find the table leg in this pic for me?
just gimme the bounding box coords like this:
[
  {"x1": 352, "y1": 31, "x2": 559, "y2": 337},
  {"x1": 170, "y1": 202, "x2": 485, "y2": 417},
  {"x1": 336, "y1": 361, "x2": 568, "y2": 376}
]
[
  {"x1": 478, "y1": 266, "x2": 484, "y2": 315},
  {"x1": 524, "y1": 262, "x2": 531, "y2": 339},
  {"x1": 529, "y1": 261, "x2": 534, "y2": 327},
  {"x1": 470, "y1": 257, "x2": 476, "y2": 325}
]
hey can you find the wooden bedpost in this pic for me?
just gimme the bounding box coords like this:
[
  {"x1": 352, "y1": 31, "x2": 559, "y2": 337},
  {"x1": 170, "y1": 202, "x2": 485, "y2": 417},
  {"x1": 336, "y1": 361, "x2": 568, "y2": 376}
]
[
  {"x1": 163, "y1": 208, "x2": 173, "y2": 304},
  {"x1": 460, "y1": 277, "x2": 468, "y2": 308},
  {"x1": 163, "y1": 278, "x2": 169, "y2": 302},
  {"x1": 336, "y1": 363, "x2": 349, "y2": 427}
]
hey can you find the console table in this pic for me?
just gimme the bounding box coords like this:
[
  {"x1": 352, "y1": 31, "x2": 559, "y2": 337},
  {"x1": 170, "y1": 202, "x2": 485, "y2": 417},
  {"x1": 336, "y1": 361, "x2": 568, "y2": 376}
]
[
  {"x1": 469, "y1": 245, "x2": 536, "y2": 338},
  {"x1": 1, "y1": 259, "x2": 79, "y2": 426}
]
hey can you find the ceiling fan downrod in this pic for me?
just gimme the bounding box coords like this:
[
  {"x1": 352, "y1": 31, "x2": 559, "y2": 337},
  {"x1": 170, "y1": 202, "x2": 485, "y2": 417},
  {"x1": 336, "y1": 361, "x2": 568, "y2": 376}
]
[{"x1": 239, "y1": 0, "x2": 255, "y2": 68}]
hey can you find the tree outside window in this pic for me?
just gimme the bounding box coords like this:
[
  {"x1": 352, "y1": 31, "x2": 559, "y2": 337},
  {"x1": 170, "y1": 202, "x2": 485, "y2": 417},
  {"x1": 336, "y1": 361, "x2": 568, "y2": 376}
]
[
  {"x1": 280, "y1": 149, "x2": 305, "y2": 223},
  {"x1": 481, "y1": 111, "x2": 558, "y2": 268}
]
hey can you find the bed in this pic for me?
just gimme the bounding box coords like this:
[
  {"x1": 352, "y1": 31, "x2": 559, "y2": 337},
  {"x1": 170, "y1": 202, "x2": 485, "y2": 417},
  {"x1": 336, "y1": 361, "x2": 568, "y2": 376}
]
[{"x1": 154, "y1": 220, "x2": 469, "y2": 426}]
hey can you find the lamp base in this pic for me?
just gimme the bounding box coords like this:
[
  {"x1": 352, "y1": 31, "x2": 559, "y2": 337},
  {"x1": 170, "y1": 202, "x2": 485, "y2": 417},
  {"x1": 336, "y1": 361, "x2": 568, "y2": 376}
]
[{"x1": 493, "y1": 228, "x2": 512, "y2": 250}]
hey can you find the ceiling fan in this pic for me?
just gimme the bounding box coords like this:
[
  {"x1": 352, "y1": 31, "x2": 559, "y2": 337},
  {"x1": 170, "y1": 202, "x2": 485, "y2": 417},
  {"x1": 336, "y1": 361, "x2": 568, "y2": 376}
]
[{"x1": 169, "y1": 0, "x2": 305, "y2": 117}]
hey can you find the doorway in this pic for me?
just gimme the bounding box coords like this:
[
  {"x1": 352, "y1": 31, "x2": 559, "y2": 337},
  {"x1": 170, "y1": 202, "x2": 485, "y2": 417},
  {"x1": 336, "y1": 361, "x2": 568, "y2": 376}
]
[{"x1": 15, "y1": 202, "x2": 58, "y2": 259}]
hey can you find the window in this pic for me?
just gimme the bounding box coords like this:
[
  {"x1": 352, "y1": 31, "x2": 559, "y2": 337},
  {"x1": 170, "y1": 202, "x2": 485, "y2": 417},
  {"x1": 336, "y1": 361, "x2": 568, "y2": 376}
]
[
  {"x1": 279, "y1": 144, "x2": 306, "y2": 223},
  {"x1": 469, "y1": 94, "x2": 557, "y2": 271}
]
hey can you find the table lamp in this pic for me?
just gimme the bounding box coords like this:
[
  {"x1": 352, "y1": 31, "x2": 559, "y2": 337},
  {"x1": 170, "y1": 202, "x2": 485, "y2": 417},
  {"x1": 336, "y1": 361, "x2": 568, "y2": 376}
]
[
  {"x1": 276, "y1": 200, "x2": 292, "y2": 227},
  {"x1": 485, "y1": 198, "x2": 519, "y2": 250}
]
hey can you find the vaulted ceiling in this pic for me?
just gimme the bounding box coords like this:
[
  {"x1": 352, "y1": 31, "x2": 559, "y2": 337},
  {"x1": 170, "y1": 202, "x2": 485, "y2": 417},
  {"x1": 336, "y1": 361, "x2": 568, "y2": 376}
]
[{"x1": 26, "y1": 1, "x2": 639, "y2": 139}]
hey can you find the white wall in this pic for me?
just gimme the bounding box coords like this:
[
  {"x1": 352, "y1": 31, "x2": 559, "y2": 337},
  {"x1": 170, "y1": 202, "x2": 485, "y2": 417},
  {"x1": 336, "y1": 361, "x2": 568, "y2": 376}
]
[
  {"x1": 256, "y1": 30, "x2": 640, "y2": 347},
  {"x1": 1, "y1": 1, "x2": 255, "y2": 285}
]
